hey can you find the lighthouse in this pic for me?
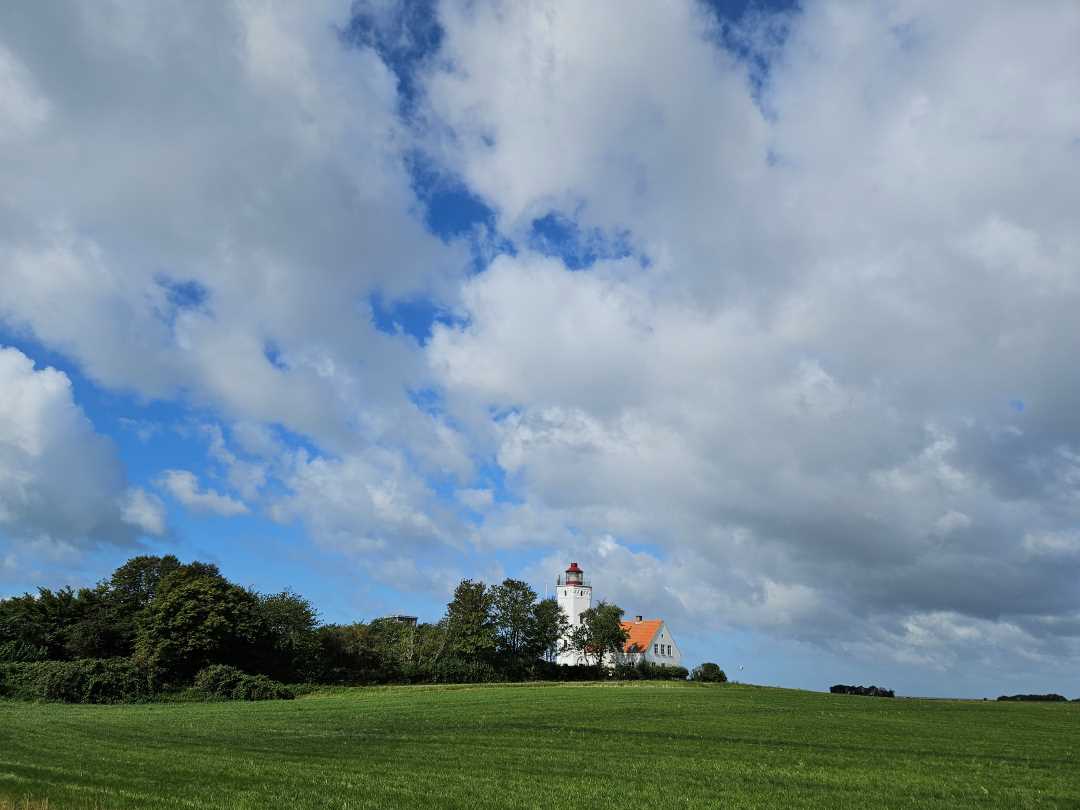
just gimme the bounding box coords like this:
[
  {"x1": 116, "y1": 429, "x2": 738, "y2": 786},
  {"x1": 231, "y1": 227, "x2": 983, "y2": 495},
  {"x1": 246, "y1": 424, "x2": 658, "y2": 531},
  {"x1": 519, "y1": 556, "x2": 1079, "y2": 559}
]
[
  {"x1": 556, "y1": 562, "x2": 592, "y2": 665},
  {"x1": 553, "y1": 560, "x2": 684, "y2": 669}
]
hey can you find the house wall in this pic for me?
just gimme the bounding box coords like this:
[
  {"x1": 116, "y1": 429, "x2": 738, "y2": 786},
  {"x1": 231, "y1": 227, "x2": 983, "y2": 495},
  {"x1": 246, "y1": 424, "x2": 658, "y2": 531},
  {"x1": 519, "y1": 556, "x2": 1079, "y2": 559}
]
[
  {"x1": 643, "y1": 623, "x2": 682, "y2": 668},
  {"x1": 605, "y1": 622, "x2": 683, "y2": 669}
]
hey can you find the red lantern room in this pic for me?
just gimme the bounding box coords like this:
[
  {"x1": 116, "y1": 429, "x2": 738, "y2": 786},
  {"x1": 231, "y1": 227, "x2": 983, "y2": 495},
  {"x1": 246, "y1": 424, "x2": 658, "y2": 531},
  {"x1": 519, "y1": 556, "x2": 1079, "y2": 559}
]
[{"x1": 565, "y1": 562, "x2": 583, "y2": 586}]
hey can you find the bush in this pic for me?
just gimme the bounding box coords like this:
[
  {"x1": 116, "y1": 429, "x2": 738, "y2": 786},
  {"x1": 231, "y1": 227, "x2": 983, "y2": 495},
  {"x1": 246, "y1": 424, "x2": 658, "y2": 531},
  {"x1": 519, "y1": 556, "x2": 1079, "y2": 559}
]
[
  {"x1": 529, "y1": 661, "x2": 603, "y2": 682},
  {"x1": 0, "y1": 640, "x2": 48, "y2": 663},
  {"x1": 193, "y1": 663, "x2": 247, "y2": 696},
  {"x1": 996, "y1": 694, "x2": 1067, "y2": 702},
  {"x1": 691, "y1": 663, "x2": 727, "y2": 683},
  {"x1": 612, "y1": 660, "x2": 689, "y2": 681},
  {"x1": 830, "y1": 684, "x2": 895, "y2": 698},
  {"x1": 0, "y1": 658, "x2": 154, "y2": 703},
  {"x1": 192, "y1": 664, "x2": 293, "y2": 701},
  {"x1": 431, "y1": 658, "x2": 503, "y2": 684},
  {"x1": 283, "y1": 682, "x2": 321, "y2": 698},
  {"x1": 232, "y1": 674, "x2": 294, "y2": 701}
]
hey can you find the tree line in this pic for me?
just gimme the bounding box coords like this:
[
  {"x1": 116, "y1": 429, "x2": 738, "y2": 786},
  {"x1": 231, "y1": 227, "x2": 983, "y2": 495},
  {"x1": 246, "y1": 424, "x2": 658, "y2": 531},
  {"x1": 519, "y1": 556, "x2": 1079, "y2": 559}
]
[{"x1": 0, "y1": 555, "x2": 698, "y2": 702}]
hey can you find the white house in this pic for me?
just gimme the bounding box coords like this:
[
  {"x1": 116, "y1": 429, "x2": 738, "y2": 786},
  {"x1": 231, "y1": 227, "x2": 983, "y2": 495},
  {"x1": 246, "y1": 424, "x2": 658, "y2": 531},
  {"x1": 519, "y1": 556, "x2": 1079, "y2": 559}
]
[
  {"x1": 618, "y1": 616, "x2": 683, "y2": 668},
  {"x1": 555, "y1": 561, "x2": 683, "y2": 669}
]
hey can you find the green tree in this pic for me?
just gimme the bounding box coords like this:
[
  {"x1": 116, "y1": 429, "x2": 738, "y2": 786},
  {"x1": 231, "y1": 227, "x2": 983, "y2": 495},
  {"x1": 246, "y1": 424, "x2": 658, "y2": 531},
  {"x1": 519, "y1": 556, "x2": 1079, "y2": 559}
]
[
  {"x1": 434, "y1": 580, "x2": 499, "y2": 682},
  {"x1": 491, "y1": 579, "x2": 538, "y2": 662},
  {"x1": 691, "y1": 662, "x2": 727, "y2": 683},
  {"x1": 256, "y1": 590, "x2": 320, "y2": 681},
  {"x1": 312, "y1": 623, "x2": 386, "y2": 683},
  {"x1": 0, "y1": 590, "x2": 64, "y2": 661},
  {"x1": 0, "y1": 587, "x2": 91, "y2": 661},
  {"x1": 0, "y1": 582, "x2": 134, "y2": 662},
  {"x1": 105, "y1": 555, "x2": 183, "y2": 652},
  {"x1": 529, "y1": 597, "x2": 568, "y2": 663},
  {"x1": 109, "y1": 555, "x2": 182, "y2": 612},
  {"x1": 134, "y1": 569, "x2": 264, "y2": 683},
  {"x1": 444, "y1": 580, "x2": 496, "y2": 659},
  {"x1": 568, "y1": 601, "x2": 628, "y2": 667},
  {"x1": 64, "y1": 585, "x2": 126, "y2": 659},
  {"x1": 410, "y1": 621, "x2": 447, "y2": 680}
]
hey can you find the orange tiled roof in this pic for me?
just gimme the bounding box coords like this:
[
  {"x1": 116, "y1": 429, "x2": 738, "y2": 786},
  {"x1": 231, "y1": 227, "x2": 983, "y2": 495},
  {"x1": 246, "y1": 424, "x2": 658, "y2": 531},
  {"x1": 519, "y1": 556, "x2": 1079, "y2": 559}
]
[{"x1": 621, "y1": 619, "x2": 662, "y2": 653}]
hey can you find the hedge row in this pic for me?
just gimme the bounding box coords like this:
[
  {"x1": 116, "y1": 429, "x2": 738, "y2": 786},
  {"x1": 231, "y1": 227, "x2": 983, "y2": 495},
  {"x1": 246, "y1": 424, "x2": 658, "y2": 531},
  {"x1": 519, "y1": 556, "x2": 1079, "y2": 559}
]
[
  {"x1": 830, "y1": 684, "x2": 895, "y2": 698},
  {"x1": 0, "y1": 659, "x2": 296, "y2": 704},
  {"x1": 192, "y1": 664, "x2": 294, "y2": 701},
  {"x1": 1, "y1": 657, "x2": 692, "y2": 704},
  {"x1": 612, "y1": 661, "x2": 690, "y2": 681},
  {"x1": 0, "y1": 658, "x2": 155, "y2": 703}
]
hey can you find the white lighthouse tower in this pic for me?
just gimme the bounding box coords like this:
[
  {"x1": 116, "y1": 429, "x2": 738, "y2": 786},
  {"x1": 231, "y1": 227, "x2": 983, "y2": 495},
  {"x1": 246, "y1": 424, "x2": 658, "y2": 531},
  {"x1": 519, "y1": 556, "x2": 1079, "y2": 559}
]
[{"x1": 556, "y1": 562, "x2": 592, "y2": 665}]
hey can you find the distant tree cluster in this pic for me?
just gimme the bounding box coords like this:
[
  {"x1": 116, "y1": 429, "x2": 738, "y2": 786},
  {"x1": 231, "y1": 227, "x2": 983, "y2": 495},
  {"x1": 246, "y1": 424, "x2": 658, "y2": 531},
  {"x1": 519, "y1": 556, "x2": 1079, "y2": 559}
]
[
  {"x1": 996, "y1": 694, "x2": 1068, "y2": 702},
  {"x1": 830, "y1": 684, "x2": 895, "y2": 698},
  {"x1": 691, "y1": 662, "x2": 727, "y2": 683},
  {"x1": 0, "y1": 556, "x2": 317, "y2": 702},
  {"x1": 0, "y1": 556, "x2": 703, "y2": 703}
]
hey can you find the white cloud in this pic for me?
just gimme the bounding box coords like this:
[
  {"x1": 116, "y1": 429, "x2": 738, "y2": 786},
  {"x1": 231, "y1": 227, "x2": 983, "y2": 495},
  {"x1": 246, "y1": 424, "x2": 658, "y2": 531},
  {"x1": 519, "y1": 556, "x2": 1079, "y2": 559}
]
[
  {"x1": 0, "y1": 44, "x2": 50, "y2": 142},
  {"x1": 228, "y1": 421, "x2": 283, "y2": 460},
  {"x1": 4, "y1": 0, "x2": 1080, "y2": 686},
  {"x1": 1024, "y1": 531, "x2": 1080, "y2": 558},
  {"x1": 457, "y1": 488, "x2": 494, "y2": 512},
  {"x1": 199, "y1": 423, "x2": 269, "y2": 502},
  {"x1": 269, "y1": 448, "x2": 454, "y2": 553},
  {"x1": 422, "y1": 0, "x2": 1080, "y2": 675},
  {"x1": 120, "y1": 487, "x2": 168, "y2": 537},
  {"x1": 156, "y1": 469, "x2": 248, "y2": 517},
  {"x1": 0, "y1": 0, "x2": 467, "y2": 456},
  {"x1": 0, "y1": 346, "x2": 157, "y2": 545},
  {"x1": 933, "y1": 510, "x2": 972, "y2": 538}
]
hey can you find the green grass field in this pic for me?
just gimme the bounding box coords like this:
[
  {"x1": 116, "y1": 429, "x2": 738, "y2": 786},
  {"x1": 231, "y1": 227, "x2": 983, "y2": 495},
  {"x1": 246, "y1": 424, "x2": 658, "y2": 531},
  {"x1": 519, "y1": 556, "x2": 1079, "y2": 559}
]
[{"x1": 1, "y1": 682, "x2": 1078, "y2": 809}]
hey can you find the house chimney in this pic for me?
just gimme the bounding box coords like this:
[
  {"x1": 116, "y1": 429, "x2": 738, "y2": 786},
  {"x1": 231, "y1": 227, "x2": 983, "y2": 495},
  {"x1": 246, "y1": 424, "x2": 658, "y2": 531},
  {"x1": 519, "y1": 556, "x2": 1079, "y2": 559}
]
[{"x1": 635, "y1": 615, "x2": 643, "y2": 623}]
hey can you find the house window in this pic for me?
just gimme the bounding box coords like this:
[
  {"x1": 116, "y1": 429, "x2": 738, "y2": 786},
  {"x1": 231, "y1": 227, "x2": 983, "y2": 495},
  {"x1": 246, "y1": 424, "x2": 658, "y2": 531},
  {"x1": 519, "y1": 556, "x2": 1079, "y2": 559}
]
[
  {"x1": 653, "y1": 644, "x2": 658, "y2": 654},
  {"x1": 667, "y1": 645, "x2": 672, "y2": 656}
]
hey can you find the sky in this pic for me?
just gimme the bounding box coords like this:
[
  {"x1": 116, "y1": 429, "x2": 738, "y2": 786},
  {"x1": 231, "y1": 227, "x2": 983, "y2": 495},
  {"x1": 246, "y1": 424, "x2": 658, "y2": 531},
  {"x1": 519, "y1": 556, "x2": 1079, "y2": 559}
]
[{"x1": 1, "y1": 0, "x2": 1079, "y2": 698}]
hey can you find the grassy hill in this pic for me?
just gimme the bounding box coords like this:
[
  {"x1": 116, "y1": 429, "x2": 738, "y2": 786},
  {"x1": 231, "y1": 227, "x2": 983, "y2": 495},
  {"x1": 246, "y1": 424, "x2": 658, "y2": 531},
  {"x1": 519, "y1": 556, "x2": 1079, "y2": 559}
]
[{"x1": 1, "y1": 682, "x2": 1077, "y2": 809}]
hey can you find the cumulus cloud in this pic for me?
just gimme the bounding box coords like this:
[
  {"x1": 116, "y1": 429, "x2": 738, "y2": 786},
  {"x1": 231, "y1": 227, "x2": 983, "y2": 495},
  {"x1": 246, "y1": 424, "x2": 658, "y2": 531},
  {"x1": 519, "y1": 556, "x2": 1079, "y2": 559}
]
[
  {"x1": 422, "y1": 0, "x2": 1080, "y2": 674},
  {"x1": 0, "y1": 0, "x2": 467, "y2": 455},
  {"x1": 265, "y1": 446, "x2": 472, "y2": 595},
  {"x1": 0, "y1": 44, "x2": 50, "y2": 142},
  {"x1": 0, "y1": 346, "x2": 162, "y2": 546},
  {"x1": 156, "y1": 470, "x2": 248, "y2": 518},
  {"x1": 4, "y1": 0, "x2": 1080, "y2": 688},
  {"x1": 457, "y1": 488, "x2": 494, "y2": 512},
  {"x1": 270, "y1": 448, "x2": 454, "y2": 552},
  {"x1": 119, "y1": 488, "x2": 168, "y2": 537},
  {"x1": 1023, "y1": 531, "x2": 1080, "y2": 559}
]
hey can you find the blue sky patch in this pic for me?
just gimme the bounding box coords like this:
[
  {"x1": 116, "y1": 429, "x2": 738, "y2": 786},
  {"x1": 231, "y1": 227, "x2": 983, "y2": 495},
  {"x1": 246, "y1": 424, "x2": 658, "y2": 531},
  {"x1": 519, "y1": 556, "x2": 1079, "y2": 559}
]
[
  {"x1": 340, "y1": 0, "x2": 443, "y2": 116},
  {"x1": 369, "y1": 291, "x2": 465, "y2": 345},
  {"x1": 528, "y1": 213, "x2": 634, "y2": 271}
]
